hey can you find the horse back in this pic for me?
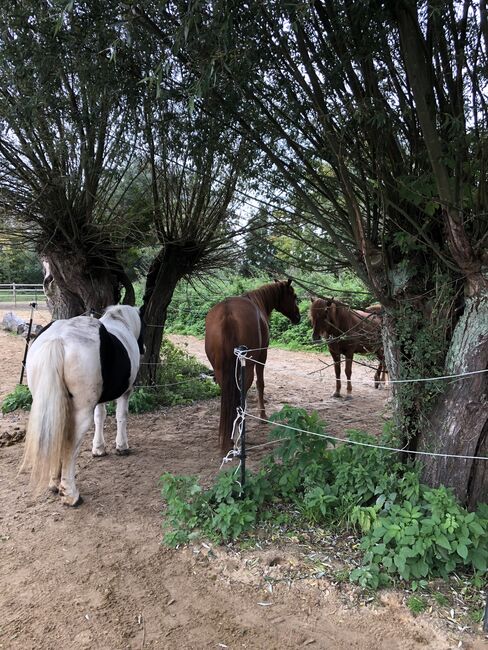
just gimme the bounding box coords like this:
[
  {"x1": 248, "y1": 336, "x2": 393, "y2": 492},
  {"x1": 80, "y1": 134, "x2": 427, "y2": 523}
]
[
  {"x1": 205, "y1": 297, "x2": 268, "y2": 374},
  {"x1": 28, "y1": 316, "x2": 135, "y2": 405}
]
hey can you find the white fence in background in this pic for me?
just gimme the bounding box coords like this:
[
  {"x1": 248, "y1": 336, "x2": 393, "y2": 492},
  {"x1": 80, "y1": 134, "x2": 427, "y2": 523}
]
[{"x1": 0, "y1": 283, "x2": 45, "y2": 306}]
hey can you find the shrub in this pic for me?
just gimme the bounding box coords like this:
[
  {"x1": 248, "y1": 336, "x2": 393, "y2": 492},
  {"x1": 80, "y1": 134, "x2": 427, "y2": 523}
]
[
  {"x1": 106, "y1": 339, "x2": 220, "y2": 414},
  {"x1": 160, "y1": 405, "x2": 488, "y2": 589},
  {"x1": 1, "y1": 384, "x2": 32, "y2": 413}
]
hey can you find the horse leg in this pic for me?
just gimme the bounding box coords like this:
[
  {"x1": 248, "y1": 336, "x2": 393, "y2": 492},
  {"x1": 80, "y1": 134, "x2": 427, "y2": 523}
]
[
  {"x1": 115, "y1": 391, "x2": 130, "y2": 455},
  {"x1": 58, "y1": 406, "x2": 93, "y2": 507},
  {"x1": 256, "y1": 363, "x2": 266, "y2": 419},
  {"x1": 48, "y1": 461, "x2": 61, "y2": 493},
  {"x1": 374, "y1": 362, "x2": 381, "y2": 389},
  {"x1": 92, "y1": 403, "x2": 108, "y2": 456},
  {"x1": 345, "y1": 354, "x2": 353, "y2": 398},
  {"x1": 331, "y1": 350, "x2": 342, "y2": 398}
]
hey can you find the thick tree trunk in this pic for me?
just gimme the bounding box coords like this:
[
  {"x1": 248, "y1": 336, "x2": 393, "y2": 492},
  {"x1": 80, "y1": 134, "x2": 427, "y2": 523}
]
[
  {"x1": 419, "y1": 293, "x2": 488, "y2": 508},
  {"x1": 379, "y1": 285, "x2": 487, "y2": 507},
  {"x1": 139, "y1": 243, "x2": 201, "y2": 385},
  {"x1": 42, "y1": 252, "x2": 133, "y2": 319}
]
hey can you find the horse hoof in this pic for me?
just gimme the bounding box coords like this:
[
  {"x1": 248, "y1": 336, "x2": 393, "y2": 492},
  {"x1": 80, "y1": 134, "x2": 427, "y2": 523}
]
[
  {"x1": 61, "y1": 494, "x2": 83, "y2": 507},
  {"x1": 48, "y1": 482, "x2": 59, "y2": 494},
  {"x1": 116, "y1": 447, "x2": 130, "y2": 456},
  {"x1": 332, "y1": 393, "x2": 342, "y2": 399},
  {"x1": 92, "y1": 448, "x2": 107, "y2": 458},
  {"x1": 345, "y1": 394, "x2": 352, "y2": 401}
]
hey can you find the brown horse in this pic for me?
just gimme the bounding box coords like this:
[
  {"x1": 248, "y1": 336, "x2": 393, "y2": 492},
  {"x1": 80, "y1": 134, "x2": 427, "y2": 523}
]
[
  {"x1": 309, "y1": 297, "x2": 386, "y2": 398},
  {"x1": 205, "y1": 279, "x2": 301, "y2": 452}
]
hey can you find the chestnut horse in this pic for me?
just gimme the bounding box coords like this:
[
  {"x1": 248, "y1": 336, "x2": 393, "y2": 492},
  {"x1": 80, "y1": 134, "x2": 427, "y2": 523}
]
[
  {"x1": 205, "y1": 279, "x2": 300, "y2": 452},
  {"x1": 310, "y1": 297, "x2": 386, "y2": 398}
]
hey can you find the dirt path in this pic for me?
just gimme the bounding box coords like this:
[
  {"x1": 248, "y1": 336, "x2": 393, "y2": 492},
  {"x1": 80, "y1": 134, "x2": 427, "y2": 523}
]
[{"x1": 0, "y1": 308, "x2": 486, "y2": 650}]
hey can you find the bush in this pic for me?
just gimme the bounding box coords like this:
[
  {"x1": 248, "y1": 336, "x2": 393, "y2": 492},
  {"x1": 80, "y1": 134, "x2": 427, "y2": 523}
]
[
  {"x1": 1, "y1": 384, "x2": 32, "y2": 413},
  {"x1": 160, "y1": 405, "x2": 488, "y2": 589},
  {"x1": 106, "y1": 339, "x2": 220, "y2": 414}
]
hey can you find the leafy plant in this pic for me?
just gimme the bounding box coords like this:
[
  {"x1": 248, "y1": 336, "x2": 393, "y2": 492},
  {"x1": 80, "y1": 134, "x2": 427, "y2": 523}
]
[
  {"x1": 161, "y1": 405, "x2": 488, "y2": 591},
  {"x1": 106, "y1": 387, "x2": 157, "y2": 415},
  {"x1": 106, "y1": 338, "x2": 220, "y2": 415},
  {"x1": 154, "y1": 339, "x2": 220, "y2": 406},
  {"x1": 1, "y1": 384, "x2": 32, "y2": 413}
]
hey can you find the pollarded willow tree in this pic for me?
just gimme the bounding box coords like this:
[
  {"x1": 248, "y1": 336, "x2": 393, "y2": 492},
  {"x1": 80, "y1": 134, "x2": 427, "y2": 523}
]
[
  {"x1": 135, "y1": 100, "x2": 252, "y2": 384},
  {"x1": 119, "y1": 50, "x2": 255, "y2": 381},
  {"x1": 137, "y1": 0, "x2": 488, "y2": 506},
  {"x1": 0, "y1": 1, "x2": 142, "y2": 317}
]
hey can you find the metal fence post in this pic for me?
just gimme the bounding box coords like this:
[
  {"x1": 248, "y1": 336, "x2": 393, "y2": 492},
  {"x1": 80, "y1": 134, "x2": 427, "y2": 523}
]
[
  {"x1": 19, "y1": 302, "x2": 36, "y2": 385},
  {"x1": 237, "y1": 345, "x2": 248, "y2": 494},
  {"x1": 484, "y1": 593, "x2": 488, "y2": 633}
]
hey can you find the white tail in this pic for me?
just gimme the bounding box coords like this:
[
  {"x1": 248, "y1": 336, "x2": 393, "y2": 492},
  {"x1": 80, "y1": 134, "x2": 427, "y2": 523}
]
[{"x1": 20, "y1": 339, "x2": 72, "y2": 493}]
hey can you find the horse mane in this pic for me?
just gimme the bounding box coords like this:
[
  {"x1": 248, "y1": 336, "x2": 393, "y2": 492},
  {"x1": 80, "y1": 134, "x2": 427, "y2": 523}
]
[{"x1": 245, "y1": 280, "x2": 288, "y2": 312}]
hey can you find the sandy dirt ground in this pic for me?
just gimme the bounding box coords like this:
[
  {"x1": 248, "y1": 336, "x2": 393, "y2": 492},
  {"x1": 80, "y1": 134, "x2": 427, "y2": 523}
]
[{"x1": 0, "y1": 305, "x2": 486, "y2": 650}]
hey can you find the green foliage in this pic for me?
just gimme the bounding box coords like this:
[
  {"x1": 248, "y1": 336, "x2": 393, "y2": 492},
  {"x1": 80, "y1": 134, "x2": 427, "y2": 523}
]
[
  {"x1": 407, "y1": 595, "x2": 427, "y2": 616},
  {"x1": 154, "y1": 339, "x2": 220, "y2": 406},
  {"x1": 106, "y1": 387, "x2": 157, "y2": 416},
  {"x1": 0, "y1": 245, "x2": 43, "y2": 283},
  {"x1": 161, "y1": 406, "x2": 488, "y2": 590},
  {"x1": 391, "y1": 271, "x2": 455, "y2": 438},
  {"x1": 161, "y1": 468, "x2": 273, "y2": 545},
  {"x1": 1, "y1": 384, "x2": 32, "y2": 413},
  {"x1": 164, "y1": 271, "x2": 370, "y2": 351},
  {"x1": 106, "y1": 339, "x2": 220, "y2": 414}
]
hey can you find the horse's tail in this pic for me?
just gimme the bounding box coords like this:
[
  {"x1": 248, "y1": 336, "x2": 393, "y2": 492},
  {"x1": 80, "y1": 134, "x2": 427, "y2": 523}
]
[
  {"x1": 20, "y1": 339, "x2": 72, "y2": 493},
  {"x1": 218, "y1": 349, "x2": 242, "y2": 454}
]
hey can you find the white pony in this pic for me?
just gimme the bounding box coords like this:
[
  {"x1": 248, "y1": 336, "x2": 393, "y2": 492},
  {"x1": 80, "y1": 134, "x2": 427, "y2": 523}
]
[{"x1": 21, "y1": 305, "x2": 144, "y2": 506}]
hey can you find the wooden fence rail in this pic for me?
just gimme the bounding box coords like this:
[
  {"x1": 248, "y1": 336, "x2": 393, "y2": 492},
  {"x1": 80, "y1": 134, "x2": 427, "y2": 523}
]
[{"x1": 0, "y1": 283, "x2": 45, "y2": 306}]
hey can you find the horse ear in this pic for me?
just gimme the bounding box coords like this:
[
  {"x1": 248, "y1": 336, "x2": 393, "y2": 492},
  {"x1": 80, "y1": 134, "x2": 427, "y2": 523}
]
[
  {"x1": 273, "y1": 278, "x2": 279, "y2": 283},
  {"x1": 310, "y1": 296, "x2": 315, "y2": 303},
  {"x1": 287, "y1": 277, "x2": 292, "y2": 286}
]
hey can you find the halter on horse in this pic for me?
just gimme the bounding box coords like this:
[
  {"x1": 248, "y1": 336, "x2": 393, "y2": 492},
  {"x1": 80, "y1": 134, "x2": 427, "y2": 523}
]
[
  {"x1": 205, "y1": 279, "x2": 300, "y2": 453},
  {"x1": 21, "y1": 305, "x2": 144, "y2": 506},
  {"x1": 310, "y1": 297, "x2": 386, "y2": 398}
]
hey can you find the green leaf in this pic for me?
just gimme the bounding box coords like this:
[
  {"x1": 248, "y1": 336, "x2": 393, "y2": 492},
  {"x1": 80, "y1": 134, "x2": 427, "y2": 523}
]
[
  {"x1": 456, "y1": 543, "x2": 468, "y2": 560},
  {"x1": 470, "y1": 549, "x2": 488, "y2": 572},
  {"x1": 435, "y1": 535, "x2": 452, "y2": 551}
]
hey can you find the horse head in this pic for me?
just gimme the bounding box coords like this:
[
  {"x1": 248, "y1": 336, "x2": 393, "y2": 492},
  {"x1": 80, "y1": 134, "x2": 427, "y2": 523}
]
[
  {"x1": 309, "y1": 297, "x2": 333, "y2": 341},
  {"x1": 275, "y1": 278, "x2": 301, "y2": 324}
]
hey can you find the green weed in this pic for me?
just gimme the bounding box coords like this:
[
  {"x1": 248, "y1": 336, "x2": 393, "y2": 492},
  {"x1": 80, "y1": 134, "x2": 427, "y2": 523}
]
[
  {"x1": 1, "y1": 384, "x2": 32, "y2": 413},
  {"x1": 105, "y1": 338, "x2": 220, "y2": 415},
  {"x1": 160, "y1": 405, "x2": 488, "y2": 591},
  {"x1": 407, "y1": 595, "x2": 427, "y2": 615}
]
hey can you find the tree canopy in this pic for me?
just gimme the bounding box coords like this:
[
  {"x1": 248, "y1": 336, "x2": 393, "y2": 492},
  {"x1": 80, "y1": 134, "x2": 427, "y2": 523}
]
[{"x1": 133, "y1": 0, "x2": 488, "y2": 504}]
